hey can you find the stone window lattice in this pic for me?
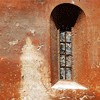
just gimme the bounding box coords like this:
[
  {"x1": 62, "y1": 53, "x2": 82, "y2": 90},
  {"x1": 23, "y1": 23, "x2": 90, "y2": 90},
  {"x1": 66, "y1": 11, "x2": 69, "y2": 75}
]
[{"x1": 59, "y1": 31, "x2": 72, "y2": 80}]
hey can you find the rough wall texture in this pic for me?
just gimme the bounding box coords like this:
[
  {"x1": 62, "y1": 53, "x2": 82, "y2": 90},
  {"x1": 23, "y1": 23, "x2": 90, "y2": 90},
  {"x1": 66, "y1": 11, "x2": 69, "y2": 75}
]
[
  {"x1": 72, "y1": 12, "x2": 88, "y2": 83},
  {"x1": 20, "y1": 37, "x2": 50, "y2": 100},
  {"x1": 0, "y1": 0, "x2": 100, "y2": 100},
  {"x1": 50, "y1": 18, "x2": 59, "y2": 85}
]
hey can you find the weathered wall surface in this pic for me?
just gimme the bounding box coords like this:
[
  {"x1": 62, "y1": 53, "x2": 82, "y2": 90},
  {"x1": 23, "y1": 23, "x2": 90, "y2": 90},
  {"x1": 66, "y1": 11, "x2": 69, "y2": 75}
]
[
  {"x1": 0, "y1": 0, "x2": 99, "y2": 100},
  {"x1": 72, "y1": 12, "x2": 88, "y2": 84}
]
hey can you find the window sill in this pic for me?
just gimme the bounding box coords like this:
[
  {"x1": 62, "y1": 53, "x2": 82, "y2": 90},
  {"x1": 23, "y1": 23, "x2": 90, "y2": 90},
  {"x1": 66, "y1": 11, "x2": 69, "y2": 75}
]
[{"x1": 51, "y1": 80, "x2": 87, "y2": 90}]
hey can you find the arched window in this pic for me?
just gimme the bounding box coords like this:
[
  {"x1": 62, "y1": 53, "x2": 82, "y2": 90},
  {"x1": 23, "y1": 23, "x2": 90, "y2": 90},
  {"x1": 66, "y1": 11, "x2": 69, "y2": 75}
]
[{"x1": 50, "y1": 3, "x2": 86, "y2": 85}]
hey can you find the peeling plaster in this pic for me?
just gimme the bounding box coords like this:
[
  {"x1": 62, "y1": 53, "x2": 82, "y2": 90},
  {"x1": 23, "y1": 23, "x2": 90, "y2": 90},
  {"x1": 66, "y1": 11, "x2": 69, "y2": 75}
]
[
  {"x1": 37, "y1": 44, "x2": 44, "y2": 50},
  {"x1": 29, "y1": 29, "x2": 35, "y2": 36},
  {"x1": 9, "y1": 40, "x2": 19, "y2": 46},
  {"x1": 20, "y1": 37, "x2": 50, "y2": 100}
]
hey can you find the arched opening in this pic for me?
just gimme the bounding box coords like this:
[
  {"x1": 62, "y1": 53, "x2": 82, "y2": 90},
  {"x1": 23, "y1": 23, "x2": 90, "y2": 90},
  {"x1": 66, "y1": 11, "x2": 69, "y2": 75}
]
[
  {"x1": 51, "y1": 3, "x2": 83, "y2": 31},
  {"x1": 50, "y1": 3, "x2": 87, "y2": 85}
]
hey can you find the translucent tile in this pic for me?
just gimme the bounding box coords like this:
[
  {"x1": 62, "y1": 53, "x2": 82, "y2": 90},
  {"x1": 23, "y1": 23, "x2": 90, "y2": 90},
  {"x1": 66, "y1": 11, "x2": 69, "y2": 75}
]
[
  {"x1": 60, "y1": 32, "x2": 65, "y2": 42},
  {"x1": 66, "y1": 56, "x2": 72, "y2": 67},
  {"x1": 60, "y1": 55, "x2": 65, "y2": 66},
  {"x1": 66, "y1": 43, "x2": 72, "y2": 55},
  {"x1": 60, "y1": 43, "x2": 65, "y2": 54},
  {"x1": 66, "y1": 32, "x2": 72, "y2": 43},
  {"x1": 60, "y1": 68, "x2": 65, "y2": 80},
  {"x1": 66, "y1": 68, "x2": 72, "y2": 80}
]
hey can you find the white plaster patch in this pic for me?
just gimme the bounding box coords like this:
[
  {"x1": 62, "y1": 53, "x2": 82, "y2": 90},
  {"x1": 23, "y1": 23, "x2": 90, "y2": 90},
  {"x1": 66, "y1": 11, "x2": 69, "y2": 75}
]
[
  {"x1": 52, "y1": 80, "x2": 87, "y2": 90},
  {"x1": 29, "y1": 29, "x2": 35, "y2": 36},
  {"x1": 20, "y1": 37, "x2": 50, "y2": 100},
  {"x1": 9, "y1": 40, "x2": 19, "y2": 46}
]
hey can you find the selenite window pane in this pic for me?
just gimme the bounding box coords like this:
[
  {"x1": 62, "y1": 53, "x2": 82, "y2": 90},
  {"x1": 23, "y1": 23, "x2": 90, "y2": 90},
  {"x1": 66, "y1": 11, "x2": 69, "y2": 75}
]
[
  {"x1": 66, "y1": 43, "x2": 72, "y2": 54},
  {"x1": 60, "y1": 55, "x2": 65, "y2": 66},
  {"x1": 66, "y1": 33, "x2": 71, "y2": 42},
  {"x1": 60, "y1": 32, "x2": 65, "y2": 42},
  {"x1": 60, "y1": 68, "x2": 65, "y2": 80},
  {"x1": 66, "y1": 56, "x2": 72, "y2": 67},
  {"x1": 60, "y1": 43, "x2": 65, "y2": 54},
  {"x1": 66, "y1": 68, "x2": 72, "y2": 80}
]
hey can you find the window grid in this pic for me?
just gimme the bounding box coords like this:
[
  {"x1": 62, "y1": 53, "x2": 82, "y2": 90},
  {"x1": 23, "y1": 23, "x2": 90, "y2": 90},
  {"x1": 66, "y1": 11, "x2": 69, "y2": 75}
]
[{"x1": 60, "y1": 31, "x2": 72, "y2": 80}]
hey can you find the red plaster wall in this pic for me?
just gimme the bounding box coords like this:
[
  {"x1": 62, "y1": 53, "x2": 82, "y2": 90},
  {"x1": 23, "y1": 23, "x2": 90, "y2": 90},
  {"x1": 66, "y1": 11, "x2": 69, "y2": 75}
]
[
  {"x1": 50, "y1": 18, "x2": 59, "y2": 85},
  {"x1": 72, "y1": 12, "x2": 89, "y2": 84},
  {"x1": 0, "y1": 0, "x2": 99, "y2": 100}
]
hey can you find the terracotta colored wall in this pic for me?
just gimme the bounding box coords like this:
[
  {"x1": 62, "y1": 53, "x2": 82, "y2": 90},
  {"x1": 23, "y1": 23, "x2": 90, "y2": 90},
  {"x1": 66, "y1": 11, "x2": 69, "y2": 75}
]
[
  {"x1": 72, "y1": 12, "x2": 88, "y2": 83},
  {"x1": 0, "y1": 0, "x2": 99, "y2": 100},
  {"x1": 50, "y1": 18, "x2": 59, "y2": 85}
]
